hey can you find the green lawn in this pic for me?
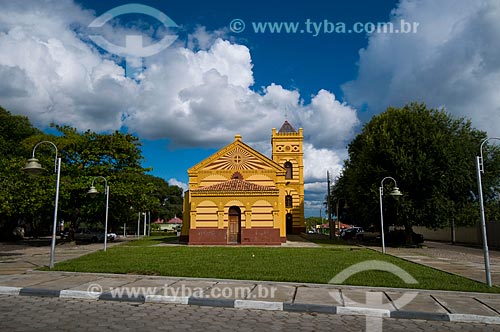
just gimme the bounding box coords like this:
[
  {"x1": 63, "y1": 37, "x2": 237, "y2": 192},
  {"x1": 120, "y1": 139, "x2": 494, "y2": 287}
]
[{"x1": 48, "y1": 236, "x2": 500, "y2": 293}]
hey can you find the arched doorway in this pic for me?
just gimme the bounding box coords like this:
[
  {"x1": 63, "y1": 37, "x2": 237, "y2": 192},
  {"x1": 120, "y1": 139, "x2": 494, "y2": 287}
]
[
  {"x1": 228, "y1": 206, "x2": 241, "y2": 244},
  {"x1": 286, "y1": 213, "x2": 293, "y2": 234}
]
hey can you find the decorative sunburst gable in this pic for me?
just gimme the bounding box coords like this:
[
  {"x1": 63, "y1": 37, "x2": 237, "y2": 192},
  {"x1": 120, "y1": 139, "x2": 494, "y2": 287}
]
[
  {"x1": 205, "y1": 146, "x2": 268, "y2": 170},
  {"x1": 188, "y1": 135, "x2": 285, "y2": 173}
]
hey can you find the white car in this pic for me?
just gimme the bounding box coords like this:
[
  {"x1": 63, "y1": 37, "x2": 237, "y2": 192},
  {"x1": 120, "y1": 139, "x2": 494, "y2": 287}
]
[
  {"x1": 107, "y1": 232, "x2": 117, "y2": 241},
  {"x1": 75, "y1": 229, "x2": 116, "y2": 243}
]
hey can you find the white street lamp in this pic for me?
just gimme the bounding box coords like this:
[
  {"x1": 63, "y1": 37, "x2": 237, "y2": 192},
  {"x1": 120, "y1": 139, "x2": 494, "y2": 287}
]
[
  {"x1": 87, "y1": 176, "x2": 110, "y2": 252},
  {"x1": 379, "y1": 177, "x2": 403, "y2": 254},
  {"x1": 23, "y1": 141, "x2": 61, "y2": 269},
  {"x1": 476, "y1": 137, "x2": 500, "y2": 287},
  {"x1": 137, "y1": 211, "x2": 141, "y2": 238}
]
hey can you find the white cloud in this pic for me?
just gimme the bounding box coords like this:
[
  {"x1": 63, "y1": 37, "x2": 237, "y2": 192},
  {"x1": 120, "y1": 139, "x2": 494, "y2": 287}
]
[
  {"x1": 168, "y1": 178, "x2": 188, "y2": 193},
  {"x1": 303, "y1": 143, "x2": 345, "y2": 183},
  {"x1": 343, "y1": 0, "x2": 500, "y2": 135},
  {"x1": 0, "y1": 0, "x2": 361, "y2": 216},
  {"x1": 0, "y1": 1, "x2": 359, "y2": 147},
  {"x1": 0, "y1": 0, "x2": 138, "y2": 131}
]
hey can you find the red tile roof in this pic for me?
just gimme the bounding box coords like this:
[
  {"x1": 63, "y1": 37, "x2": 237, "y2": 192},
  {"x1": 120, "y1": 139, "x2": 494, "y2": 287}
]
[
  {"x1": 167, "y1": 217, "x2": 182, "y2": 224},
  {"x1": 192, "y1": 179, "x2": 278, "y2": 192}
]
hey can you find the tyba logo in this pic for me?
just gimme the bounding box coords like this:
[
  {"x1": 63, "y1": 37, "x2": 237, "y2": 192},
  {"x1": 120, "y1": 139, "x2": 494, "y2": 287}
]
[{"x1": 88, "y1": 4, "x2": 178, "y2": 78}]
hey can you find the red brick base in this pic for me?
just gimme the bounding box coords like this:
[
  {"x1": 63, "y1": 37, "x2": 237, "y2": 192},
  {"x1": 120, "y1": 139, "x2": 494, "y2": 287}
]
[
  {"x1": 189, "y1": 228, "x2": 227, "y2": 245},
  {"x1": 188, "y1": 227, "x2": 283, "y2": 245},
  {"x1": 241, "y1": 228, "x2": 281, "y2": 245}
]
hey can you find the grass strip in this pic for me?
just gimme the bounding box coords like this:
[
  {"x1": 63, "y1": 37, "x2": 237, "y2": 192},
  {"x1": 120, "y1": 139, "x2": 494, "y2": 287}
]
[{"x1": 46, "y1": 238, "x2": 500, "y2": 293}]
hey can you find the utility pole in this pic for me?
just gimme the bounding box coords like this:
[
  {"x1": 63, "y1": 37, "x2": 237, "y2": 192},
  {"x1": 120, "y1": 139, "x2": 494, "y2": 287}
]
[{"x1": 327, "y1": 171, "x2": 333, "y2": 239}]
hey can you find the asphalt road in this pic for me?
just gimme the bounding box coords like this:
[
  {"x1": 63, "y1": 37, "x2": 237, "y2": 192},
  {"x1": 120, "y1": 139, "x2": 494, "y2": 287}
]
[{"x1": 0, "y1": 294, "x2": 497, "y2": 332}]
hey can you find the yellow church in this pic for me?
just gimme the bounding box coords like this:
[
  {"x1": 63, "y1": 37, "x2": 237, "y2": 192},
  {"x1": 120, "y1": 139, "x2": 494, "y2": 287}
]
[{"x1": 181, "y1": 121, "x2": 305, "y2": 245}]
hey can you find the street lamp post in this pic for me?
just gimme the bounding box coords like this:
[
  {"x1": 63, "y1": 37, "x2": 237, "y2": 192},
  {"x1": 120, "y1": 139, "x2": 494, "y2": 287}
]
[
  {"x1": 137, "y1": 212, "x2": 140, "y2": 237},
  {"x1": 379, "y1": 177, "x2": 403, "y2": 254},
  {"x1": 335, "y1": 198, "x2": 348, "y2": 237},
  {"x1": 327, "y1": 171, "x2": 333, "y2": 239},
  {"x1": 23, "y1": 141, "x2": 61, "y2": 269},
  {"x1": 87, "y1": 176, "x2": 109, "y2": 252},
  {"x1": 476, "y1": 137, "x2": 500, "y2": 287}
]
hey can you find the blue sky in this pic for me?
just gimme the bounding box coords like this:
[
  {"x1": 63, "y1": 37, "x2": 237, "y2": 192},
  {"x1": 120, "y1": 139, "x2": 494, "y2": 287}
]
[
  {"x1": 125, "y1": 1, "x2": 394, "y2": 181},
  {"x1": 1, "y1": 0, "x2": 499, "y2": 217}
]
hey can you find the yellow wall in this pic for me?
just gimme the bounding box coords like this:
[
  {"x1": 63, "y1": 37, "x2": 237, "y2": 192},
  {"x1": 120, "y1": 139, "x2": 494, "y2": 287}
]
[
  {"x1": 271, "y1": 127, "x2": 305, "y2": 231},
  {"x1": 182, "y1": 126, "x2": 305, "y2": 240}
]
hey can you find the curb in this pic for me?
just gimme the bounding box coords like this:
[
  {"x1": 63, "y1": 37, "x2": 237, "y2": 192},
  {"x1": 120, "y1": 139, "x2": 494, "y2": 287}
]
[
  {"x1": 1, "y1": 286, "x2": 500, "y2": 325},
  {"x1": 283, "y1": 302, "x2": 336, "y2": 314},
  {"x1": 449, "y1": 313, "x2": 500, "y2": 325},
  {"x1": 390, "y1": 310, "x2": 450, "y2": 321},
  {"x1": 0, "y1": 286, "x2": 21, "y2": 296},
  {"x1": 189, "y1": 297, "x2": 235, "y2": 308},
  {"x1": 337, "y1": 306, "x2": 390, "y2": 317},
  {"x1": 234, "y1": 299, "x2": 283, "y2": 311},
  {"x1": 19, "y1": 288, "x2": 60, "y2": 297},
  {"x1": 99, "y1": 292, "x2": 145, "y2": 303},
  {"x1": 59, "y1": 289, "x2": 101, "y2": 300},
  {"x1": 145, "y1": 294, "x2": 189, "y2": 304}
]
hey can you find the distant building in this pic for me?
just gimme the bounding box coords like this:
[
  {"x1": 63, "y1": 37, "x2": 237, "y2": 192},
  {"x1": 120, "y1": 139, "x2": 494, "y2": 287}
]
[
  {"x1": 153, "y1": 216, "x2": 183, "y2": 231},
  {"x1": 181, "y1": 121, "x2": 305, "y2": 245}
]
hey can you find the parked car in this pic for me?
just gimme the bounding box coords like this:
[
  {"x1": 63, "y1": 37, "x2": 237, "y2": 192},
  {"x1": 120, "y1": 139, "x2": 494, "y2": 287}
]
[
  {"x1": 355, "y1": 225, "x2": 424, "y2": 246},
  {"x1": 59, "y1": 230, "x2": 70, "y2": 240},
  {"x1": 75, "y1": 229, "x2": 116, "y2": 243},
  {"x1": 340, "y1": 227, "x2": 363, "y2": 240},
  {"x1": 356, "y1": 226, "x2": 380, "y2": 242}
]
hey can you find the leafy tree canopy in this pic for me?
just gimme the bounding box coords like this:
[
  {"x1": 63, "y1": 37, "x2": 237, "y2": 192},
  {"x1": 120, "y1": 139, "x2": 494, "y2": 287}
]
[
  {"x1": 333, "y1": 103, "x2": 500, "y2": 235},
  {"x1": 0, "y1": 107, "x2": 183, "y2": 239}
]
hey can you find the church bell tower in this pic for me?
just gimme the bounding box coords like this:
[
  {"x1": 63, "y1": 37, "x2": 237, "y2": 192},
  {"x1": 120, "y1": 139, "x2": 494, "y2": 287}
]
[{"x1": 271, "y1": 121, "x2": 305, "y2": 234}]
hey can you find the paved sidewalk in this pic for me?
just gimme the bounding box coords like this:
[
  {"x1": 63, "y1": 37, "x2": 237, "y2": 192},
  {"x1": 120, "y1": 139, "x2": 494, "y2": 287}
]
[
  {"x1": 2, "y1": 237, "x2": 500, "y2": 325},
  {"x1": 367, "y1": 241, "x2": 500, "y2": 286},
  {"x1": 0, "y1": 238, "x2": 130, "y2": 275},
  {"x1": 1, "y1": 271, "x2": 500, "y2": 325}
]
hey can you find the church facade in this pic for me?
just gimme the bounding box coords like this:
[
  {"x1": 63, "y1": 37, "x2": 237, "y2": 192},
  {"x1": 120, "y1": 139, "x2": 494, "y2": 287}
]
[{"x1": 181, "y1": 121, "x2": 305, "y2": 245}]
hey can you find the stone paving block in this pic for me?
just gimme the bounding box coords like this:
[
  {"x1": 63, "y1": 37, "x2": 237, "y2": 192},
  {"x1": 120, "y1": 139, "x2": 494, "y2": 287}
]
[
  {"x1": 433, "y1": 295, "x2": 498, "y2": 316},
  {"x1": 164, "y1": 280, "x2": 216, "y2": 298},
  {"x1": 386, "y1": 291, "x2": 448, "y2": 313},
  {"x1": 341, "y1": 289, "x2": 396, "y2": 310},
  {"x1": 29, "y1": 275, "x2": 101, "y2": 290},
  {"x1": 0, "y1": 272, "x2": 66, "y2": 287},
  {"x1": 475, "y1": 297, "x2": 500, "y2": 314},
  {"x1": 0, "y1": 274, "x2": 22, "y2": 283},
  {"x1": 293, "y1": 286, "x2": 341, "y2": 306},
  {"x1": 122, "y1": 277, "x2": 178, "y2": 295},
  {"x1": 247, "y1": 283, "x2": 294, "y2": 302},
  {"x1": 200, "y1": 282, "x2": 255, "y2": 300},
  {"x1": 69, "y1": 277, "x2": 138, "y2": 292}
]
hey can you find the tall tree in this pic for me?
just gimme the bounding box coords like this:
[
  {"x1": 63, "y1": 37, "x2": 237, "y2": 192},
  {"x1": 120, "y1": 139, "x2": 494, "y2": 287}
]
[
  {"x1": 334, "y1": 103, "x2": 500, "y2": 243},
  {"x1": 0, "y1": 107, "x2": 184, "y2": 239},
  {"x1": 0, "y1": 107, "x2": 47, "y2": 237}
]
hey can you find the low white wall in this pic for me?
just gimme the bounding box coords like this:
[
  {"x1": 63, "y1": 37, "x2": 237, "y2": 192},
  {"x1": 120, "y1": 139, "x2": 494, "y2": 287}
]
[{"x1": 414, "y1": 221, "x2": 500, "y2": 247}]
